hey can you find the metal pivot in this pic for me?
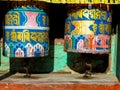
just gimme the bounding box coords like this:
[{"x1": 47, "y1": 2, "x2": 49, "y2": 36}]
[
  {"x1": 23, "y1": 67, "x2": 31, "y2": 78},
  {"x1": 83, "y1": 62, "x2": 92, "y2": 78}
]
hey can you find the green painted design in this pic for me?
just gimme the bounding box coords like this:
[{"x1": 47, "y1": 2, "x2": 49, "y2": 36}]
[
  {"x1": 111, "y1": 33, "x2": 117, "y2": 75},
  {"x1": 0, "y1": 47, "x2": 9, "y2": 72},
  {"x1": 12, "y1": 6, "x2": 44, "y2": 12},
  {"x1": 53, "y1": 45, "x2": 67, "y2": 72}
]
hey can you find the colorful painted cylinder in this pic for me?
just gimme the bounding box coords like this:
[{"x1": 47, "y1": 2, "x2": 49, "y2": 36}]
[
  {"x1": 64, "y1": 5, "x2": 112, "y2": 54},
  {"x1": 3, "y1": 6, "x2": 49, "y2": 57}
]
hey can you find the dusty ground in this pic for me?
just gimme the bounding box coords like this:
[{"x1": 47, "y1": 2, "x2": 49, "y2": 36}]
[{"x1": 0, "y1": 72, "x2": 119, "y2": 85}]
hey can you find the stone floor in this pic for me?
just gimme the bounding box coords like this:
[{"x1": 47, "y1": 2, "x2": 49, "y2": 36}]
[
  {"x1": 0, "y1": 72, "x2": 119, "y2": 84},
  {"x1": 0, "y1": 72, "x2": 120, "y2": 90}
]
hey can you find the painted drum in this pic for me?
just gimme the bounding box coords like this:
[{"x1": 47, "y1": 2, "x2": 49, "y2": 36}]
[
  {"x1": 64, "y1": 5, "x2": 112, "y2": 54},
  {"x1": 3, "y1": 6, "x2": 49, "y2": 57}
]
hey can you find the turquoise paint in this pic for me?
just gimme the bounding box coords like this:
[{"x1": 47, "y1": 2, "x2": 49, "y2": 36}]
[
  {"x1": 0, "y1": 47, "x2": 9, "y2": 72},
  {"x1": 116, "y1": 23, "x2": 120, "y2": 80},
  {"x1": 53, "y1": 45, "x2": 68, "y2": 72},
  {"x1": 110, "y1": 31, "x2": 117, "y2": 75}
]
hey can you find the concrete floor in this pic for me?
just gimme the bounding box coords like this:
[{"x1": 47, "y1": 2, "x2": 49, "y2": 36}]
[{"x1": 0, "y1": 72, "x2": 119, "y2": 85}]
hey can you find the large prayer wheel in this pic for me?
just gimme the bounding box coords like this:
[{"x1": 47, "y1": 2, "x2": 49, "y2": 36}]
[
  {"x1": 3, "y1": 6, "x2": 49, "y2": 57},
  {"x1": 64, "y1": 4, "x2": 112, "y2": 54}
]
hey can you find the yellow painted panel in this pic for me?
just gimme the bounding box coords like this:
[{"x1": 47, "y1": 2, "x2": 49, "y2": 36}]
[{"x1": 32, "y1": 0, "x2": 120, "y2": 4}]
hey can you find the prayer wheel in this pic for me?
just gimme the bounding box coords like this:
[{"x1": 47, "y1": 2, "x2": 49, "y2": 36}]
[
  {"x1": 64, "y1": 4, "x2": 112, "y2": 54},
  {"x1": 3, "y1": 6, "x2": 49, "y2": 57}
]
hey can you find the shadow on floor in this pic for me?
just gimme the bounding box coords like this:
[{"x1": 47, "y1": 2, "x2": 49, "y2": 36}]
[{"x1": 0, "y1": 72, "x2": 15, "y2": 80}]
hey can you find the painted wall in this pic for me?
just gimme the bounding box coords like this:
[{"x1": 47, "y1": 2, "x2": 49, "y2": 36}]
[
  {"x1": 115, "y1": 5, "x2": 120, "y2": 81},
  {"x1": 0, "y1": 45, "x2": 9, "y2": 72}
]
